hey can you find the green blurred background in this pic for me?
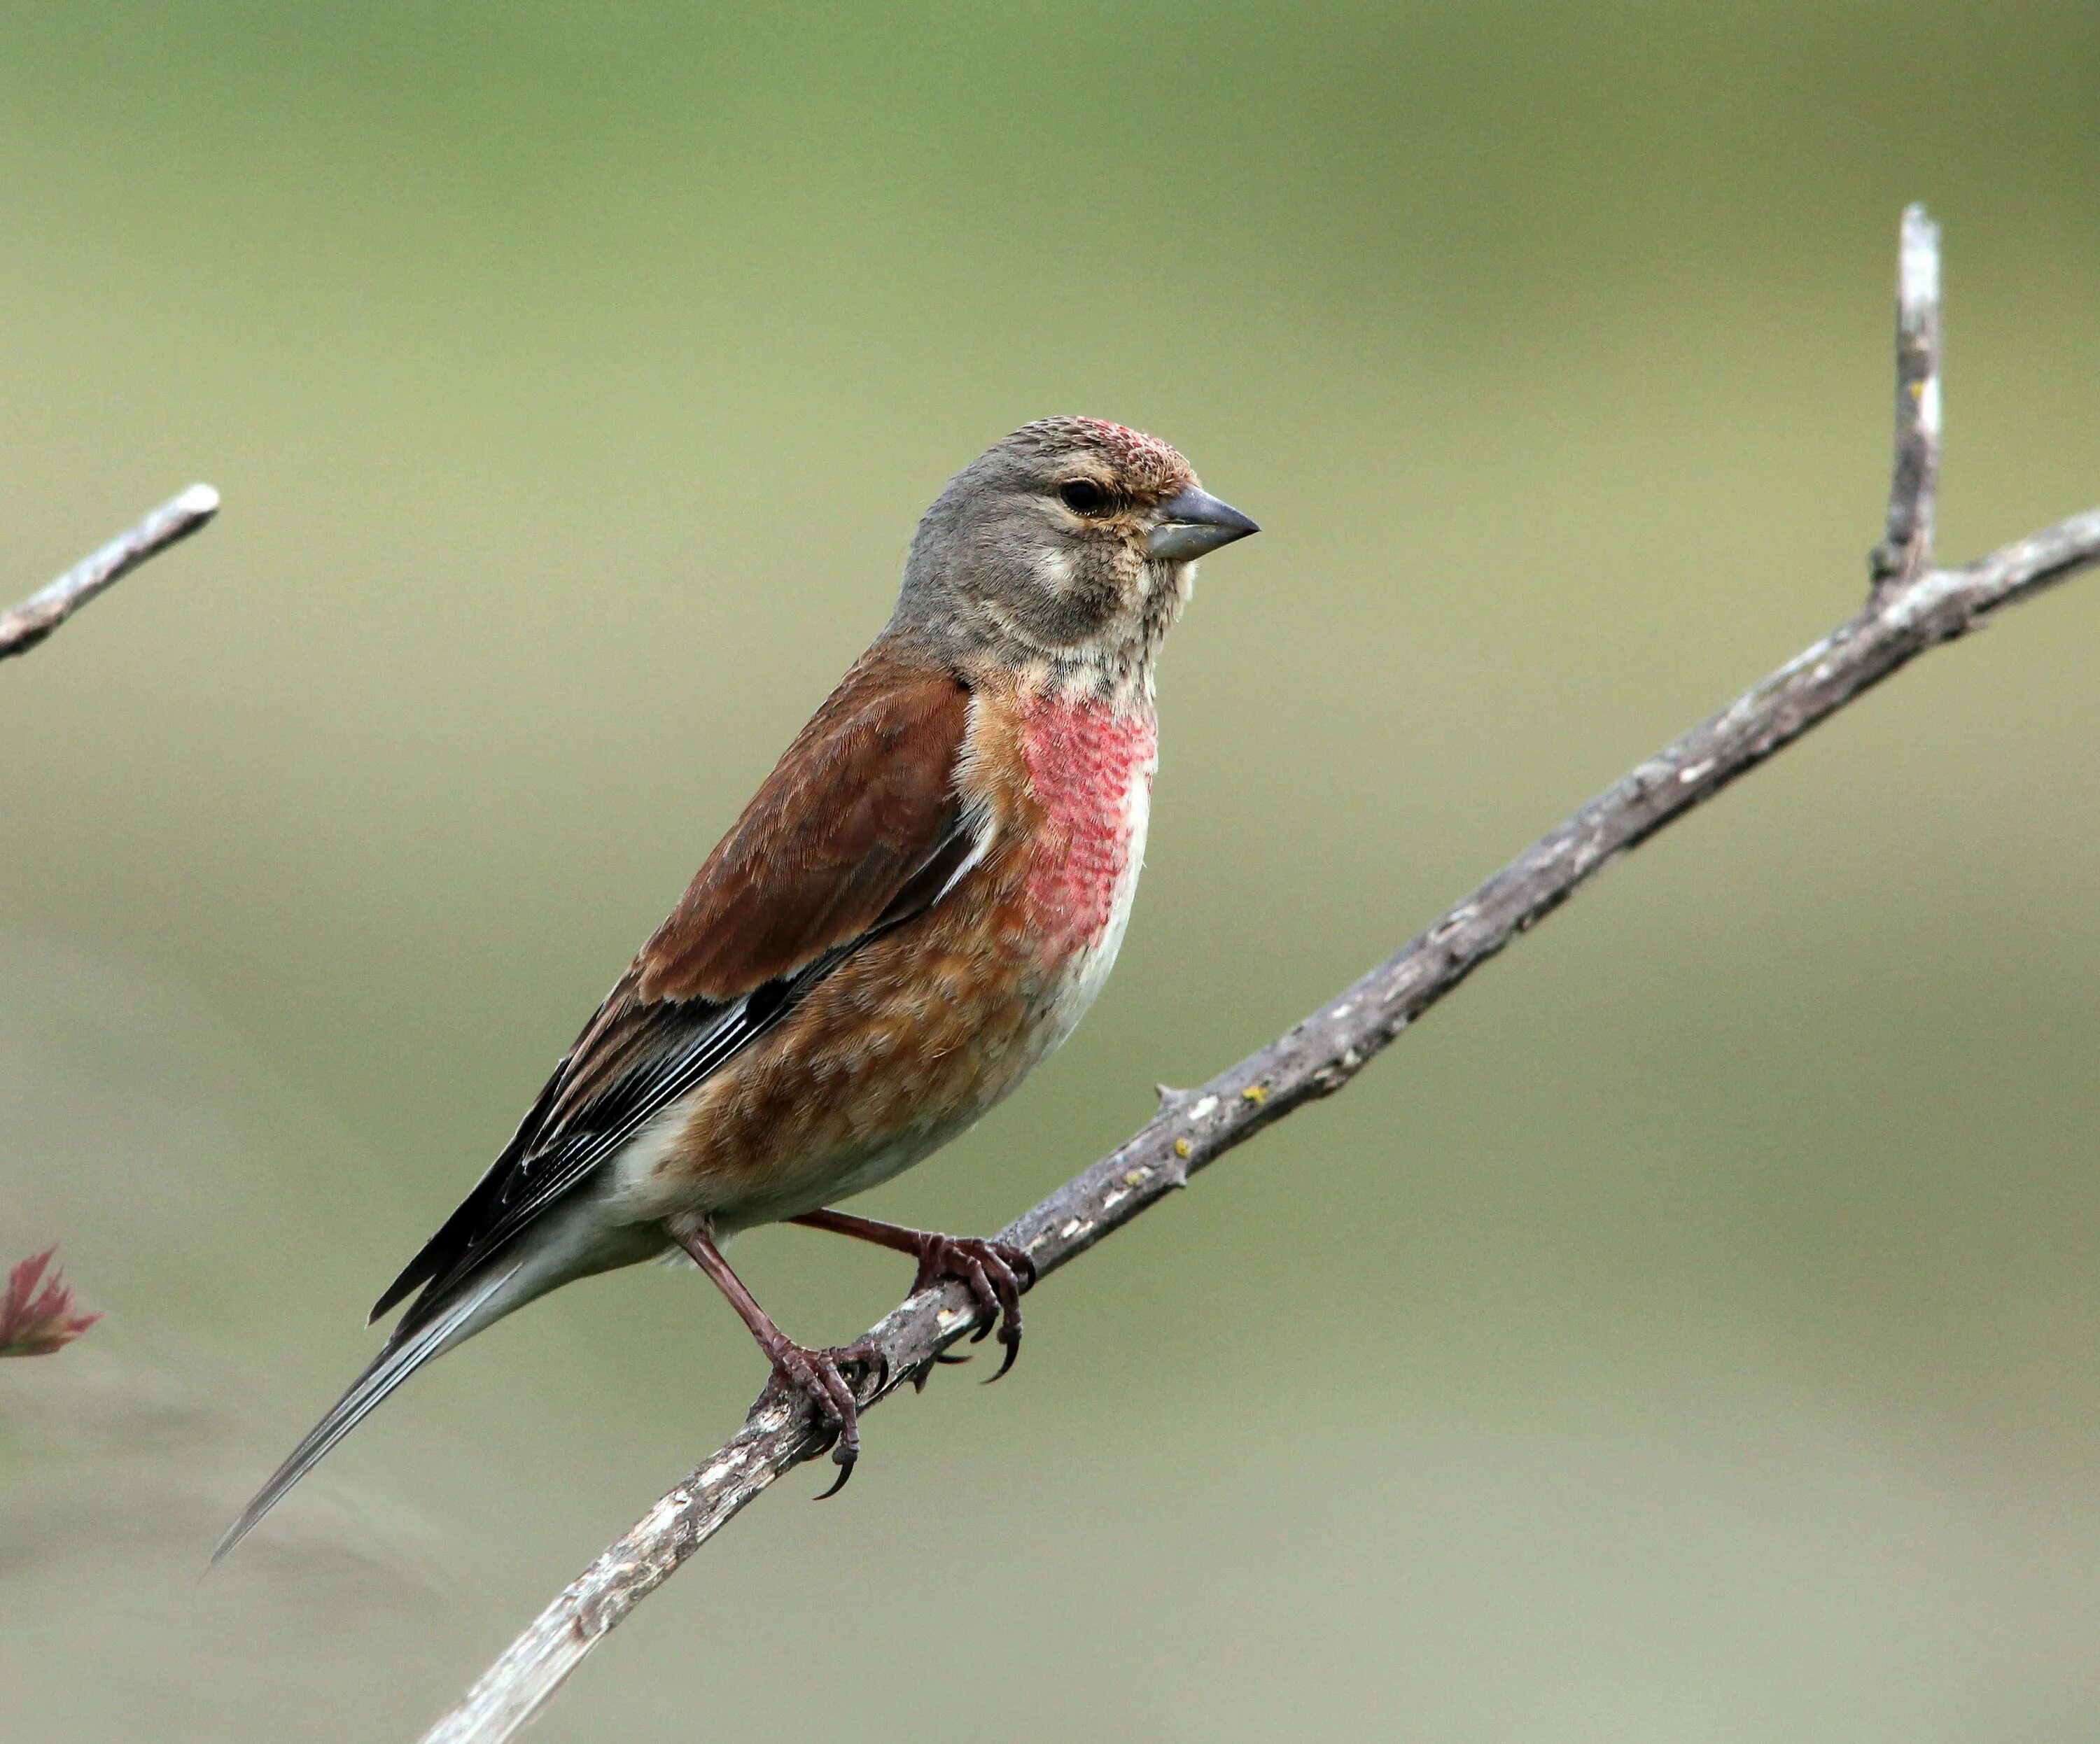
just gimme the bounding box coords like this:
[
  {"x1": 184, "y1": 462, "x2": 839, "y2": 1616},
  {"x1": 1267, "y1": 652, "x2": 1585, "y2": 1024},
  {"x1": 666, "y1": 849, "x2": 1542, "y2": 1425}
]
[{"x1": 3, "y1": 3, "x2": 2098, "y2": 1738}]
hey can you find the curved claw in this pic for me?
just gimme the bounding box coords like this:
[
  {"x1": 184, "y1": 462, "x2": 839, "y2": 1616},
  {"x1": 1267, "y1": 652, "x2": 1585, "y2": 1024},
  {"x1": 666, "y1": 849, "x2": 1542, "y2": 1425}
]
[
  {"x1": 813, "y1": 1448, "x2": 855, "y2": 1500},
  {"x1": 759, "y1": 1338, "x2": 885, "y2": 1500},
  {"x1": 979, "y1": 1242, "x2": 1028, "y2": 1382},
  {"x1": 957, "y1": 1251, "x2": 998, "y2": 1344},
  {"x1": 907, "y1": 1233, "x2": 1036, "y2": 1381},
  {"x1": 985, "y1": 1326, "x2": 1022, "y2": 1384}
]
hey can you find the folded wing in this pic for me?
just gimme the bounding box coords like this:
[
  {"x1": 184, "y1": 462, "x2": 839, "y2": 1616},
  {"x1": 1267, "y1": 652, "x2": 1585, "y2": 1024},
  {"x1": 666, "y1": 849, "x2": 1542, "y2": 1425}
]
[{"x1": 372, "y1": 650, "x2": 979, "y2": 1332}]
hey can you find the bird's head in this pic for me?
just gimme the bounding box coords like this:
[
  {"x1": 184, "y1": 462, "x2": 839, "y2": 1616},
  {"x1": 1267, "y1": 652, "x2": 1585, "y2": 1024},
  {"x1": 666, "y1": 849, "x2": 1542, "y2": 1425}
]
[{"x1": 895, "y1": 417, "x2": 1257, "y2": 699}]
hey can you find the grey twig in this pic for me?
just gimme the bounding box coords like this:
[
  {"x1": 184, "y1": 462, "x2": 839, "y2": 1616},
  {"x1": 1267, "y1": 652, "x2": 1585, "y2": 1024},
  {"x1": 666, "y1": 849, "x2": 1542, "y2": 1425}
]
[
  {"x1": 0, "y1": 484, "x2": 220, "y2": 663},
  {"x1": 420, "y1": 206, "x2": 2100, "y2": 1744},
  {"x1": 1870, "y1": 203, "x2": 1942, "y2": 591}
]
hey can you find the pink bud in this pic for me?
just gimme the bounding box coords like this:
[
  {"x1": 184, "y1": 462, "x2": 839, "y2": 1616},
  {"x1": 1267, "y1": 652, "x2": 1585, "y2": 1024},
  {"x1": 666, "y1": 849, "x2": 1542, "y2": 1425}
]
[{"x1": 0, "y1": 1248, "x2": 102, "y2": 1357}]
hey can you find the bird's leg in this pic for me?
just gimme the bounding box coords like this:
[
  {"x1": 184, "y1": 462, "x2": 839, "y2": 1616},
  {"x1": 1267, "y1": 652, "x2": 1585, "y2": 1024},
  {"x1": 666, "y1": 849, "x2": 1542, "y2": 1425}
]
[
  {"x1": 675, "y1": 1229, "x2": 885, "y2": 1498},
  {"x1": 788, "y1": 1208, "x2": 1035, "y2": 1379}
]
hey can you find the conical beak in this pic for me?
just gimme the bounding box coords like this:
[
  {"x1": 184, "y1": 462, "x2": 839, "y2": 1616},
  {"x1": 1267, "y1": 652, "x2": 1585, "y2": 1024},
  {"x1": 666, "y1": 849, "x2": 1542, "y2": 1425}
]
[{"x1": 1148, "y1": 486, "x2": 1260, "y2": 561}]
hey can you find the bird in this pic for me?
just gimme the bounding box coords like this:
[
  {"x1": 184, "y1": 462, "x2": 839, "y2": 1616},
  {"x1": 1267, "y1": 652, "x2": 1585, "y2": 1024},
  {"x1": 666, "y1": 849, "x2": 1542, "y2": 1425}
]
[{"x1": 217, "y1": 416, "x2": 1256, "y2": 1559}]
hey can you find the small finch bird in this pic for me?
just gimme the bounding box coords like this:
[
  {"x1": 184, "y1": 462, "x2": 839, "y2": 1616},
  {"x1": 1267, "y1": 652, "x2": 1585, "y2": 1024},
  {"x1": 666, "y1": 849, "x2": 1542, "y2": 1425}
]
[{"x1": 219, "y1": 418, "x2": 1256, "y2": 1557}]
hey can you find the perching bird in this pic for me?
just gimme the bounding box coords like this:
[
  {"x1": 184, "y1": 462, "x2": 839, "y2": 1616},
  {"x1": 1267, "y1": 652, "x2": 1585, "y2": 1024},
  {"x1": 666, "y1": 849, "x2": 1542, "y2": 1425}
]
[{"x1": 218, "y1": 417, "x2": 1256, "y2": 1559}]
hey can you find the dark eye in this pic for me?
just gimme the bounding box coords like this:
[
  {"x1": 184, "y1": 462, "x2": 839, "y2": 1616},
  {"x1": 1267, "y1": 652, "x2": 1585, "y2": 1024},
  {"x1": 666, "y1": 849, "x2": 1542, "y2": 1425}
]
[{"x1": 1058, "y1": 478, "x2": 1111, "y2": 516}]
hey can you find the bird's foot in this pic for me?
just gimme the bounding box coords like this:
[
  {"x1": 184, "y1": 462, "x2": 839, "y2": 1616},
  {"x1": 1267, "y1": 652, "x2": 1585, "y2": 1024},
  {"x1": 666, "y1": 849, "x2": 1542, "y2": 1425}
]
[
  {"x1": 758, "y1": 1335, "x2": 888, "y2": 1499},
  {"x1": 909, "y1": 1234, "x2": 1036, "y2": 1380}
]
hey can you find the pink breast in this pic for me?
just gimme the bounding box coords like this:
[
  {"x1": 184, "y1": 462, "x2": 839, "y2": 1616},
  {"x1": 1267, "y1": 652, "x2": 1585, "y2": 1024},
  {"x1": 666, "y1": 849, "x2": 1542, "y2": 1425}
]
[{"x1": 1017, "y1": 698, "x2": 1157, "y2": 961}]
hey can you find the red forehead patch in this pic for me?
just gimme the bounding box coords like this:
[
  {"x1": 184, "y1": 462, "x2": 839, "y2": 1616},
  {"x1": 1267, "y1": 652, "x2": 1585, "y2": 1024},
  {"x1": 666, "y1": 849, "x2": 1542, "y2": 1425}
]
[
  {"x1": 1014, "y1": 416, "x2": 1191, "y2": 498},
  {"x1": 1070, "y1": 419, "x2": 1182, "y2": 472}
]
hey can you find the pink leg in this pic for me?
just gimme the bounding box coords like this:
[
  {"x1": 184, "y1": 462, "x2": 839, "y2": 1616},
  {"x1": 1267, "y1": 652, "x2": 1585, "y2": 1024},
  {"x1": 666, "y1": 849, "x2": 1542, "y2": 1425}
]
[
  {"x1": 678, "y1": 1229, "x2": 886, "y2": 1496},
  {"x1": 789, "y1": 1208, "x2": 1035, "y2": 1379}
]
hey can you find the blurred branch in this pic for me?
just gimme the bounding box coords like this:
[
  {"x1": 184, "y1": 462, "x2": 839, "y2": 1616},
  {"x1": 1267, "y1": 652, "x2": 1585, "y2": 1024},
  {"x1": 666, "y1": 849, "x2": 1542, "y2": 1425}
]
[
  {"x1": 1870, "y1": 203, "x2": 1942, "y2": 592},
  {"x1": 421, "y1": 206, "x2": 2100, "y2": 1744},
  {"x1": 0, "y1": 484, "x2": 219, "y2": 662},
  {"x1": 2, "y1": 487, "x2": 218, "y2": 1365}
]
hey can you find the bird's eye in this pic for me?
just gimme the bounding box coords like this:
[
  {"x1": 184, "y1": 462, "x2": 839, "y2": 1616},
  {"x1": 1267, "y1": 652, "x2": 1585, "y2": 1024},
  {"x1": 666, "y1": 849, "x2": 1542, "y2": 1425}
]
[{"x1": 1058, "y1": 478, "x2": 1111, "y2": 516}]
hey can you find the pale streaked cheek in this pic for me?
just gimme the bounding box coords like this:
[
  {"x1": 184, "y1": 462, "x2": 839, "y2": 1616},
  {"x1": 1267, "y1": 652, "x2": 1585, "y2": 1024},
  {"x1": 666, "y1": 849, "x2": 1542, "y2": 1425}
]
[{"x1": 1031, "y1": 545, "x2": 1075, "y2": 592}]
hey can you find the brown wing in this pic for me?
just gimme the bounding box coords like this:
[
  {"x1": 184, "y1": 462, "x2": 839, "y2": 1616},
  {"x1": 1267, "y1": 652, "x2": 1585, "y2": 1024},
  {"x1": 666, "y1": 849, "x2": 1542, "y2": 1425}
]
[
  {"x1": 372, "y1": 649, "x2": 975, "y2": 1328},
  {"x1": 639, "y1": 676, "x2": 975, "y2": 999}
]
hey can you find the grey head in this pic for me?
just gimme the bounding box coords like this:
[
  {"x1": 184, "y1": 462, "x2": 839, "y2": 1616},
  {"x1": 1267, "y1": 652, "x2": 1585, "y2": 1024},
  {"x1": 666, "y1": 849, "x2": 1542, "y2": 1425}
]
[{"x1": 892, "y1": 417, "x2": 1257, "y2": 698}]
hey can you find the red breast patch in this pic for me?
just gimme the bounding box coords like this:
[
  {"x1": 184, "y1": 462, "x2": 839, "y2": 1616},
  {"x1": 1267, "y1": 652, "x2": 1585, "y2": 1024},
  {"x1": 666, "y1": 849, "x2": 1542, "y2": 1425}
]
[{"x1": 1017, "y1": 698, "x2": 1157, "y2": 960}]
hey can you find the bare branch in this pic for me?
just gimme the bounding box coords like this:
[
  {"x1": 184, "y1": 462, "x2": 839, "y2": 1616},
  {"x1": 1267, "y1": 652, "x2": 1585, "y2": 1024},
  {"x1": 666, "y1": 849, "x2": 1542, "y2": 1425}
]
[
  {"x1": 1870, "y1": 203, "x2": 1942, "y2": 591},
  {"x1": 0, "y1": 484, "x2": 220, "y2": 663},
  {"x1": 421, "y1": 213, "x2": 2100, "y2": 1744}
]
